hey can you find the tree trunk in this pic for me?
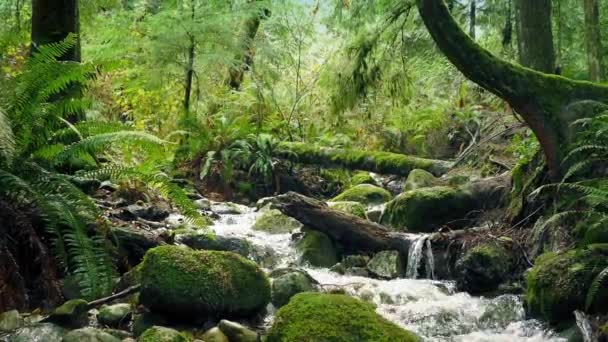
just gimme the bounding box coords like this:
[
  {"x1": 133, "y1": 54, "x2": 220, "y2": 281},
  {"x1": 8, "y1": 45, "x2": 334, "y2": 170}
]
[
  {"x1": 516, "y1": 0, "x2": 555, "y2": 73},
  {"x1": 31, "y1": 0, "x2": 80, "y2": 62},
  {"x1": 416, "y1": 0, "x2": 608, "y2": 180},
  {"x1": 184, "y1": 36, "x2": 195, "y2": 111},
  {"x1": 582, "y1": 0, "x2": 604, "y2": 82},
  {"x1": 227, "y1": 0, "x2": 270, "y2": 91},
  {"x1": 469, "y1": 0, "x2": 476, "y2": 40}
]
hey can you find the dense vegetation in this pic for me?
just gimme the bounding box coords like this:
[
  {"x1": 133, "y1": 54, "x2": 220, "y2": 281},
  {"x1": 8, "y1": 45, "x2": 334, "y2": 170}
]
[{"x1": 1, "y1": 0, "x2": 608, "y2": 341}]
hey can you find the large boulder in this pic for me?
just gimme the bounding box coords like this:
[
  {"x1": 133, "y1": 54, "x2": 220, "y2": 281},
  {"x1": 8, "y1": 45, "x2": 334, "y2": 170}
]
[
  {"x1": 97, "y1": 304, "x2": 132, "y2": 328},
  {"x1": 270, "y1": 268, "x2": 317, "y2": 308},
  {"x1": 403, "y1": 169, "x2": 439, "y2": 191},
  {"x1": 295, "y1": 230, "x2": 338, "y2": 267},
  {"x1": 266, "y1": 293, "x2": 420, "y2": 342},
  {"x1": 331, "y1": 184, "x2": 392, "y2": 206},
  {"x1": 252, "y1": 209, "x2": 303, "y2": 234},
  {"x1": 328, "y1": 201, "x2": 367, "y2": 219},
  {"x1": 62, "y1": 327, "x2": 120, "y2": 342},
  {"x1": 174, "y1": 231, "x2": 253, "y2": 257},
  {"x1": 526, "y1": 245, "x2": 608, "y2": 324},
  {"x1": 45, "y1": 299, "x2": 89, "y2": 328},
  {"x1": 367, "y1": 251, "x2": 404, "y2": 279},
  {"x1": 455, "y1": 243, "x2": 513, "y2": 294},
  {"x1": 138, "y1": 326, "x2": 189, "y2": 342},
  {"x1": 8, "y1": 323, "x2": 66, "y2": 342},
  {"x1": 139, "y1": 246, "x2": 270, "y2": 319}
]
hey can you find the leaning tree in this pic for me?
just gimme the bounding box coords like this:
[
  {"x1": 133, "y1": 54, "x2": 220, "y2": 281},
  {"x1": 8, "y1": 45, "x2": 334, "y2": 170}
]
[{"x1": 416, "y1": 0, "x2": 608, "y2": 181}]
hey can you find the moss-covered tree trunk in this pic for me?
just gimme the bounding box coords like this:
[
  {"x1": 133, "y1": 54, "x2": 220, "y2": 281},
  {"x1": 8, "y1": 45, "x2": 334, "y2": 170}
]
[
  {"x1": 416, "y1": 0, "x2": 608, "y2": 180},
  {"x1": 515, "y1": 0, "x2": 555, "y2": 73},
  {"x1": 582, "y1": 0, "x2": 604, "y2": 82},
  {"x1": 31, "y1": 0, "x2": 80, "y2": 61}
]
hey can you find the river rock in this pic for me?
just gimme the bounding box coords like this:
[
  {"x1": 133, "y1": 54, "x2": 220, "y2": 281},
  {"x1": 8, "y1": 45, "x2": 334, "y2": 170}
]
[
  {"x1": 45, "y1": 299, "x2": 89, "y2": 328},
  {"x1": 256, "y1": 197, "x2": 280, "y2": 210},
  {"x1": 351, "y1": 172, "x2": 377, "y2": 186},
  {"x1": 8, "y1": 323, "x2": 66, "y2": 342},
  {"x1": 331, "y1": 184, "x2": 392, "y2": 206},
  {"x1": 403, "y1": 169, "x2": 439, "y2": 191},
  {"x1": 526, "y1": 245, "x2": 608, "y2": 324},
  {"x1": 328, "y1": 201, "x2": 367, "y2": 219},
  {"x1": 97, "y1": 304, "x2": 132, "y2": 328},
  {"x1": 295, "y1": 230, "x2": 338, "y2": 267},
  {"x1": 139, "y1": 246, "x2": 270, "y2": 319},
  {"x1": 270, "y1": 268, "x2": 317, "y2": 308},
  {"x1": 113, "y1": 203, "x2": 170, "y2": 222},
  {"x1": 132, "y1": 313, "x2": 167, "y2": 337},
  {"x1": 252, "y1": 209, "x2": 303, "y2": 234},
  {"x1": 455, "y1": 243, "x2": 513, "y2": 294},
  {"x1": 0, "y1": 310, "x2": 23, "y2": 332},
  {"x1": 527, "y1": 216, "x2": 573, "y2": 260},
  {"x1": 218, "y1": 320, "x2": 258, "y2": 342},
  {"x1": 266, "y1": 293, "x2": 420, "y2": 342},
  {"x1": 138, "y1": 326, "x2": 189, "y2": 342},
  {"x1": 175, "y1": 231, "x2": 253, "y2": 257},
  {"x1": 210, "y1": 202, "x2": 245, "y2": 215},
  {"x1": 365, "y1": 205, "x2": 384, "y2": 223},
  {"x1": 62, "y1": 327, "x2": 120, "y2": 342},
  {"x1": 201, "y1": 327, "x2": 229, "y2": 342},
  {"x1": 367, "y1": 250, "x2": 404, "y2": 279}
]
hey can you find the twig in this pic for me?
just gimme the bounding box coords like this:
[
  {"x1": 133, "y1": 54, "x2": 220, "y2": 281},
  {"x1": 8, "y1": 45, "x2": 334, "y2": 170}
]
[{"x1": 87, "y1": 284, "x2": 141, "y2": 308}]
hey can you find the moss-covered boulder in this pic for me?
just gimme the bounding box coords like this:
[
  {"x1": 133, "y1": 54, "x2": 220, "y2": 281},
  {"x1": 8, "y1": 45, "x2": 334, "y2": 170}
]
[
  {"x1": 132, "y1": 313, "x2": 167, "y2": 337},
  {"x1": 331, "y1": 184, "x2": 392, "y2": 206},
  {"x1": 266, "y1": 293, "x2": 420, "y2": 342},
  {"x1": 139, "y1": 246, "x2": 271, "y2": 319},
  {"x1": 381, "y1": 186, "x2": 476, "y2": 232},
  {"x1": 62, "y1": 327, "x2": 121, "y2": 342},
  {"x1": 138, "y1": 326, "x2": 189, "y2": 342},
  {"x1": 455, "y1": 243, "x2": 513, "y2": 294},
  {"x1": 201, "y1": 327, "x2": 229, "y2": 342},
  {"x1": 251, "y1": 209, "x2": 303, "y2": 234},
  {"x1": 97, "y1": 303, "x2": 132, "y2": 328},
  {"x1": 328, "y1": 201, "x2": 367, "y2": 219},
  {"x1": 0, "y1": 310, "x2": 23, "y2": 332},
  {"x1": 295, "y1": 230, "x2": 338, "y2": 267},
  {"x1": 270, "y1": 268, "x2": 317, "y2": 308},
  {"x1": 46, "y1": 299, "x2": 89, "y2": 328},
  {"x1": 218, "y1": 320, "x2": 258, "y2": 342},
  {"x1": 351, "y1": 172, "x2": 377, "y2": 186},
  {"x1": 367, "y1": 251, "x2": 404, "y2": 279},
  {"x1": 526, "y1": 246, "x2": 608, "y2": 324},
  {"x1": 403, "y1": 169, "x2": 439, "y2": 191}
]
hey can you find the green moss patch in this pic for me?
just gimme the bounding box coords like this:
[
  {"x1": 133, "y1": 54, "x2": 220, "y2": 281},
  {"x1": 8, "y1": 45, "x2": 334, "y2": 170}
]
[
  {"x1": 332, "y1": 184, "x2": 392, "y2": 205},
  {"x1": 328, "y1": 201, "x2": 367, "y2": 219}
]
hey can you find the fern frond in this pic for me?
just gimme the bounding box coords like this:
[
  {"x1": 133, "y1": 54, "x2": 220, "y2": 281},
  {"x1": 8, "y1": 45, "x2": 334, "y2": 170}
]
[
  {"x1": 0, "y1": 108, "x2": 15, "y2": 163},
  {"x1": 585, "y1": 266, "x2": 608, "y2": 311}
]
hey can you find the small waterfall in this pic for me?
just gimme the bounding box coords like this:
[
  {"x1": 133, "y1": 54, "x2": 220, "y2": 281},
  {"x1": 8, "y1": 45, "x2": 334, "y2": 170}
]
[
  {"x1": 574, "y1": 310, "x2": 594, "y2": 342},
  {"x1": 424, "y1": 238, "x2": 435, "y2": 280},
  {"x1": 406, "y1": 235, "x2": 428, "y2": 279}
]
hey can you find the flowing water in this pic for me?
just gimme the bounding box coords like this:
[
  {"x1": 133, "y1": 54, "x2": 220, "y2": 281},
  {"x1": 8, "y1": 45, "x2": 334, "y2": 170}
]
[
  {"x1": 574, "y1": 310, "x2": 594, "y2": 342},
  {"x1": 209, "y1": 206, "x2": 566, "y2": 342}
]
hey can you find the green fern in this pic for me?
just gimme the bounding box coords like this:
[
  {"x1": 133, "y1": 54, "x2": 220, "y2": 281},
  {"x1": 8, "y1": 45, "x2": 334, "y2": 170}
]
[{"x1": 585, "y1": 266, "x2": 608, "y2": 311}]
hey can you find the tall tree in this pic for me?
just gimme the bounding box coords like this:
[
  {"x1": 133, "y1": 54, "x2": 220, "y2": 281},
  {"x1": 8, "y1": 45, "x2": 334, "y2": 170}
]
[
  {"x1": 469, "y1": 0, "x2": 476, "y2": 40},
  {"x1": 31, "y1": 0, "x2": 80, "y2": 61},
  {"x1": 582, "y1": 0, "x2": 604, "y2": 82},
  {"x1": 416, "y1": 0, "x2": 608, "y2": 180},
  {"x1": 515, "y1": 0, "x2": 555, "y2": 73}
]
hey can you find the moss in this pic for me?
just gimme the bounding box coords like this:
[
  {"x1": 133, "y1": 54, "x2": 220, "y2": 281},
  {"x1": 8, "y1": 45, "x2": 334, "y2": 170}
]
[
  {"x1": 525, "y1": 247, "x2": 608, "y2": 324},
  {"x1": 266, "y1": 293, "x2": 420, "y2": 342},
  {"x1": 278, "y1": 142, "x2": 452, "y2": 176},
  {"x1": 331, "y1": 184, "x2": 392, "y2": 205},
  {"x1": 328, "y1": 201, "x2": 367, "y2": 219},
  {"x1": 351, "y1": 172, "x2": 377, "y2": 186},
  {"x1": 455, "y1": 243, "x2": 513, "y2": 294},
  {"x1": 139, "y1": 246, "x2": 270, "y2": 319},
  {"x1": 296, "y1": 230, "x2": 338, "y2": 267},
  {"x1": 403, "y1": 169, "x2": 439, "y2": 191},
  {"x1": 138, "y1": 326, "x2": 190, "y2": 342},
  {"x1": 381, "y1": 186, "x2": 476, "y2": 232},
  {"x1": 46, "y1": 299, "x2": 89, "y2": 328},
  {"x1": 252, "y1": 209, "x2": 303, "y2": 234}
]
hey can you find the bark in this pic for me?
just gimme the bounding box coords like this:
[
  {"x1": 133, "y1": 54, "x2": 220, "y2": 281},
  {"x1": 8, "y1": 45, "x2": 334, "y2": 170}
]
[
  {"x1": 227, "y1": 0, "x2": 270, "y2": 91},
  {"x1": 183, "y1": 0, "x2": 196, "y2": 111},
  {"x1": 31, "y1": 0, "x2": 80, "y2": 62},
  {"x1": 274, "y1": 192, "x2": 413, "y2": 256},
  {"x1": 416, "y1": 0, "x2": 608, "y2": 180},
  {"x1": 278, "y1": 142, "x2": 453, "y2": 177},
  {"x1": 582, "y1": 0, "x2": 604, "y2": 82},
  {"x1": 469, "y1": 0, "x2": 476, "y2": 40},
  {"x1": 515, "y1": 0, "x2": 555, "y2": 73}
]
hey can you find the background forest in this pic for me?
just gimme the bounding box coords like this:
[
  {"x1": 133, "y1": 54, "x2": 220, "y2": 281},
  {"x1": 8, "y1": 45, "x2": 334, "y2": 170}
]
[{"x1": 1, "y1": 0, "x2": 608, "y2": 341}]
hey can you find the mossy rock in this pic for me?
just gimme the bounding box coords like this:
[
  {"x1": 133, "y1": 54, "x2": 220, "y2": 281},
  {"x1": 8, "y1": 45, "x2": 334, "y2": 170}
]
[
  {"x1": 266, "y1": 292, "x2": 420, "y2": 342},
  {"x1": 201, "y1": 327, "x2": 229, "y2": 342},
  {"x1": 0, "y1": 310, "x2": 23, "y2": 332},
  {"x1": 351, "y1": 172, "x2": 377, "y2": 186},
  {"x1": 8, "y1": 323, "x2": 66, "y2": 342},
  {"x1": 380, "y1": 186, "x2": 476, "y2": 232},
  {"x1": 139, "y1": 246, "x2": 271, "y2": 319},
  {"x1": 132, "y1": 312, "x2": 167, "y2": 337},
  {"x1": 403, "y1": 169, "x2": 439, "y2": 191},
  {"x1": 455, "y1": 243, "x2": 513, "y2": 294},
  {"x1": 582, "y1": 223, "x2": 608, "y2": 246},
  {"x1": 331, "y1": 184, "x2": 392, "y2": 206},
  {"x1": 62, "y1": 327, "x2": 121, "y2": 342},
  {"x1": 218, "y1": 320, "x2": 258, "y2": 342},
  {"x1": 328, "y1": 201, "x2": 367, "y2": 219},
  {"x1": 367, "y1": 250, "x2": 403, "y2": 279},
  {"x1": 526, "y1": 246, "x2": 608, "y2": 324},
  {"x1": 138, "y1": 326, "x2": 190, "y2": 342},
  {"x1": 295, "y1": 230, "x2": 338, "y2": 268},
  {"x1": 251, "y1": 209, "x2": 303, "y2": 234},
  {"x1": 45, "y1": 299, "x2": 89, "y2": 328},
  {"x1": 97, "y1": 303, "x2": 132, "y2": 328},
  {"x1": 270, "y1": 269, "x2": 317, "y2": 308}
]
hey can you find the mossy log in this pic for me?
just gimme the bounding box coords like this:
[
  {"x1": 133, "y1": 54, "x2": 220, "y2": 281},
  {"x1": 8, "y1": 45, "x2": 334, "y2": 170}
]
[
  {"x1": 278, "y1": 142, "x2": 453, "y2": 177},
  {"x1": 417, "y1": 0, "x2": 608, "y2": 180},
  {"x1": 274, "y1": 192, "x2": 413, "y2": 256}
]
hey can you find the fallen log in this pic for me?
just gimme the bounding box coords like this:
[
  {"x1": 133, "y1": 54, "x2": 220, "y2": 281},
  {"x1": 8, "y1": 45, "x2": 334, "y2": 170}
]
[
  {"x1": 274, "y1": 192, "x2": 413, "y2": 256},
  {"x1": 278, "y1": 142, "x2": 453, "y2": 177}
]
